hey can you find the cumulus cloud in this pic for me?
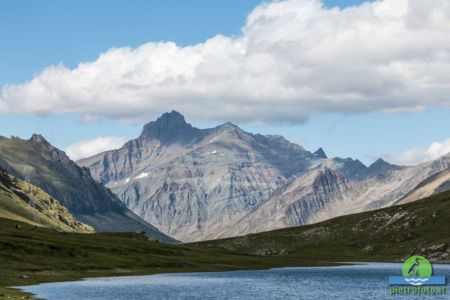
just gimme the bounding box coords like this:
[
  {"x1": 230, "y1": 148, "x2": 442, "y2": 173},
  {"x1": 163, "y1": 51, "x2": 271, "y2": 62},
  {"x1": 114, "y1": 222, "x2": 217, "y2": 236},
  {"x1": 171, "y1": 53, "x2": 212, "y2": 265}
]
[
  {"x1": 1, "y1": 0, "x2": 450, "y2": 123},
  {"x1": 65, "y1": 136, "x2": 126, "y2": 160},
  {"x1": 383, "y1": 138, "x2": 450, "y2": 165}
]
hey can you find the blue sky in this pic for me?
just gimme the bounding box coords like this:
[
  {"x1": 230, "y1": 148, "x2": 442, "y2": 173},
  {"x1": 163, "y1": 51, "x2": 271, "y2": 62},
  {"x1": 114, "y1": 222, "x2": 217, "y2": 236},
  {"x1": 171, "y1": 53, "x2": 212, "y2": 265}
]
[{"x1": 1, "y1": 0, "x2": 449, "y2": 165}]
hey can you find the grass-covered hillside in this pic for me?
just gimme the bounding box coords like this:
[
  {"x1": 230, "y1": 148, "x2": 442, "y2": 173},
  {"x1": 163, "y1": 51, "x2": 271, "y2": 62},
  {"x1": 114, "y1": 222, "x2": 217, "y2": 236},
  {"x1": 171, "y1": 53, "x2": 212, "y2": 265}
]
[
  {"x1": 193, "y1": 190, "x2": 450, "y2": 263},
  {"x1": 0, "y1": 168, "x2": 93, "y2": 233}
]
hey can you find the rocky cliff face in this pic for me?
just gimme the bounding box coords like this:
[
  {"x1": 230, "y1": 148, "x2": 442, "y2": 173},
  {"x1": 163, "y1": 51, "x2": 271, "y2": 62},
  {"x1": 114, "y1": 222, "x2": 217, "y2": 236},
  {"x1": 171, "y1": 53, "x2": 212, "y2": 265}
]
[
  {"x1": 217, "y1": 154, "x2": 450, "y2": 238},
  {"x1": 0, "y1": 135, "x2": 176, "y2": 243},
  {"x1": 396, "y1": 169, "x2": 450, "y2": 205},
  {"x1": 79, "y1": 112, "x2": 450, "y2": 242}
]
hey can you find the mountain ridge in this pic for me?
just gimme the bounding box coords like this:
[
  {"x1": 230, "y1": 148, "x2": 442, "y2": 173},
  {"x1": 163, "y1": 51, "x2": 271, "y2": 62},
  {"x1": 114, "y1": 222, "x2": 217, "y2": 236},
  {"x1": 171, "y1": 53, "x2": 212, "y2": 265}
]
[{"x1": 0, "y1": 134, "x2": 177, "y2": 243}]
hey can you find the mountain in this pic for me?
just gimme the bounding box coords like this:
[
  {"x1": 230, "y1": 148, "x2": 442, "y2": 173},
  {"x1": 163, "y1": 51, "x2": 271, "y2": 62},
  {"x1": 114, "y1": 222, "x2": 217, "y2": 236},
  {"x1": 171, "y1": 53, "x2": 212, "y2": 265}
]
[
  {"x1": 193, "y1": 189, "x2": 450, "y2": 263},
  {"x1": 78, "y1": 111, "x2": 326, "y2": 241},
  {"x1": 313, "y1": 148, "x2": 327, "y2": 159},
  {"x1": 0, "y1": 167, "x2": 93, "y2": 233},
  {"x1": 0, "y1": 135, "x2": 176, "y2": 243},
  {"x1": 396, "y1": 169, "x2": 450, "y2": 205},
  {"x1": 79, "y1": 111, "x2": 450, "y2": 242},
  {"x1": 216, "y1": 154, "x2": 450, "y2": 238},
  {"x1": 364, "y1": 158, "x2": 405, "y2": 179}
]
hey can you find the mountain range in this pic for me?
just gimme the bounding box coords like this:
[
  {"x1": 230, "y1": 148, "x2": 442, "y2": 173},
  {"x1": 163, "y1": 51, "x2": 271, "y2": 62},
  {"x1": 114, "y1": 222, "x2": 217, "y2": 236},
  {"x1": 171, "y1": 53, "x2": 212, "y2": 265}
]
[{"x1": 78, "y1": 111, "x2": 450, "y2": 242}]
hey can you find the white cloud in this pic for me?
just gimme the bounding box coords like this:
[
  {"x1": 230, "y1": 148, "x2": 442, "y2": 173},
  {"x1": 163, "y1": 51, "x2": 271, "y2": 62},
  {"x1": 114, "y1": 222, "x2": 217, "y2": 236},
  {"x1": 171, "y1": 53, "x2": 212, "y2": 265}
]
[
  {"x1": 65, "y1": 136, "x2": 126, "y2": 160},
  {"x1": 1, "y1": 0, "x2": 450, "y2": 124},
  {"x1": 383, "y1": 138, "x2": 450, "y2": 165}
]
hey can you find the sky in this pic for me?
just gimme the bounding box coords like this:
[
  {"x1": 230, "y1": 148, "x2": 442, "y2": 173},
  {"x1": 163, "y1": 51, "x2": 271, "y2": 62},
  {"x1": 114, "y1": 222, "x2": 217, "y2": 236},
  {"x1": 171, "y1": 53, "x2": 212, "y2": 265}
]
[{"x1": 1, "y1": 0, "x2": 450, "y2": 165}]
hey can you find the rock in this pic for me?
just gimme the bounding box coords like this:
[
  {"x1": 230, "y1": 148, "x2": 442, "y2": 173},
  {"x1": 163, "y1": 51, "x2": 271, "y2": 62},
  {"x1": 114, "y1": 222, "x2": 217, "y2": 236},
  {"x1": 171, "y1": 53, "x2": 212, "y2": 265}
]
[
  {"x1": 255, "y1": 249, "x2": 270, "y2": 256},
  {"x1": 363, "y1": 245, "x2": 374, "y2": 253},
  {"x1": 427, "y1": 243, "x2": 448, "y2": 252},
  {"x1": 422, "y1": 244, "x2": 449, "y2": 261}
]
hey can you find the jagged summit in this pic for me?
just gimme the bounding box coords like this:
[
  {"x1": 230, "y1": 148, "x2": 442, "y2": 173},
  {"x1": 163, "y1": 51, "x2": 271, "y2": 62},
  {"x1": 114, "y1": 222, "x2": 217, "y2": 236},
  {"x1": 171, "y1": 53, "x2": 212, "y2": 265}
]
[
  {"x1": 368, "y1": 158, "x2": 403, "y2": 170},
  {"x1": 213, "y1": 122, "x2": 246, "y2": 135},
  {"x1": 139, "y1": 111, "x2": 201, "y2": 143},
  {"x1": 157, "y1": 110, "x2": 187, "y2": 124},
  {"x1": 27, "y1": 133, "x2": 71, "y2": 163},
  {"x1": 365, "y1": 158, "x2": 403, "y2": 178},
  {"x1": 216, "y1": 121, "x2": 240, "y2": 130},
  {"x1": 141, "y1": 111, "x2": 190, "y2": 131},
  {"x1": 313, "y1": 147, "x2": 327, "y2": 159},
  {"x1": 369, "y1": 158, "x2": 390, "y2": 168},
  {"x1": 29, "y1": 134, "x2": 51, "y2": 145}
]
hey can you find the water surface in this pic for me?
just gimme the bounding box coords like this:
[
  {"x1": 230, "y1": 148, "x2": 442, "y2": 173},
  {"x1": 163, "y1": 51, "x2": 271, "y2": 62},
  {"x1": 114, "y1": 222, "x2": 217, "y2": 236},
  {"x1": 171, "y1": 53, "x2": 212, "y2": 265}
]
[{"x1": 18, "y1": 263, "x2": 450, "y2": 299}]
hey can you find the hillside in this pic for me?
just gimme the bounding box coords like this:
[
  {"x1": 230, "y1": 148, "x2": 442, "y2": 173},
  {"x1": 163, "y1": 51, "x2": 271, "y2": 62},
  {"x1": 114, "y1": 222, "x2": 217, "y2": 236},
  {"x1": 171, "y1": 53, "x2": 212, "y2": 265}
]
[
  {"x1": 0, "y1": 168, "x2": 93, "y2": 233},
  {"x1": 0, "y1": 135, "x2": 176, "y2": 243},
  {"x1": 193, "y1": 190, "x2": 450, "y2": 263}
]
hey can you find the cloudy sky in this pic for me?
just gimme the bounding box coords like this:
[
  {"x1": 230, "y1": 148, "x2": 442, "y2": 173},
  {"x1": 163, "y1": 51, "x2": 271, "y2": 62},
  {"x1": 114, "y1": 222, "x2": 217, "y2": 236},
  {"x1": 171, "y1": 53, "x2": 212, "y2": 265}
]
[{"x1": 1, "y1": 0, "x2": 450, "y2": 164}]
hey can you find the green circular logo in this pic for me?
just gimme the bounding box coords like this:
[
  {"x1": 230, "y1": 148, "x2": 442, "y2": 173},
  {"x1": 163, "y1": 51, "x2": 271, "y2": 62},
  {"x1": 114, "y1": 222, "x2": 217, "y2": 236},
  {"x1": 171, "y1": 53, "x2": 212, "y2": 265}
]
[{"x1": 402, "y1": 256, "x2": 432, "y2": 277}]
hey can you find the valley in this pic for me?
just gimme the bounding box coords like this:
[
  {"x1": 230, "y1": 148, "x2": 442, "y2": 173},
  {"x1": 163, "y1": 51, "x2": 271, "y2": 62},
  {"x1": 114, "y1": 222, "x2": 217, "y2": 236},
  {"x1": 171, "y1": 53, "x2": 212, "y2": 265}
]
[{"x1": 1, "y1": 189, "x2": 450, "y2": 299}]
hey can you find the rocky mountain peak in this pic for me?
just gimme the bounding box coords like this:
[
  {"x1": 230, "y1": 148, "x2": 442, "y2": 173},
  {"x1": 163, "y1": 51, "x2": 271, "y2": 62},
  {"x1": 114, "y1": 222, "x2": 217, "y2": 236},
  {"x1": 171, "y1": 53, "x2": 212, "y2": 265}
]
[
  {"x1": 139, "y1": 111, "x2": 199, "y2": 143},
  {"x1": 147, "y1": 110, "x2": 189, "y2": 129},
  {"x1": 29, "y1": 134, "x2": 50, "y2": 145},
  {"x1": 313, "y1": 147, "x2": 327, "y2": 159},
  {"x1": 28, "y1": 134, "x2": 70, "y2": 162},
  {"x1": 214, "y1": 122, "x2": 243, "y2": 133},
  {"x1": 369, "y1": 158, "x2": 390, "y2": 168},
  {"x1": 366, "y1": 158, "x2": 403, "y2": 177},
  {"x1": 158, "y1": 110, "x2": 187, "y2": 124}
]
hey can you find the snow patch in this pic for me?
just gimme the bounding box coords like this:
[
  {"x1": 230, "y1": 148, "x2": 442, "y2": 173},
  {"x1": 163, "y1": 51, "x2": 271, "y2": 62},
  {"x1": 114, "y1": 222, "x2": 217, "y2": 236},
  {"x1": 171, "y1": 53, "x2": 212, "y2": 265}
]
[{"x1": 135, "y1": 172, "x2": 149, "y2": 179}]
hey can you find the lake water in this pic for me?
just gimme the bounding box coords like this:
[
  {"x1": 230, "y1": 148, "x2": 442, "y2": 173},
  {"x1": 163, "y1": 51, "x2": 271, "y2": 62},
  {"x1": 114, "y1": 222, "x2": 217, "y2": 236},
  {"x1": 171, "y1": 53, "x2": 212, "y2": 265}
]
[{"x1": 18, "y1": 263, "x2": 450, "y2": 299}]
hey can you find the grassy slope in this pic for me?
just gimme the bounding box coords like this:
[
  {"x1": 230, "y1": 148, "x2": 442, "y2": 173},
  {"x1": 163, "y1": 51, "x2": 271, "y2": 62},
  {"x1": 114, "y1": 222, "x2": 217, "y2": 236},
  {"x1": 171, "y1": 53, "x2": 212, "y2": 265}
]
[
  {"x1": 0, "y1": 170, "x2": 93, "y2": 233},
  {"x1": 1, "y1": 190, "x2": 449, "y2": 299},
  {"x1": 192, "y1": 190, "x2": 450, "y2": 263}
]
